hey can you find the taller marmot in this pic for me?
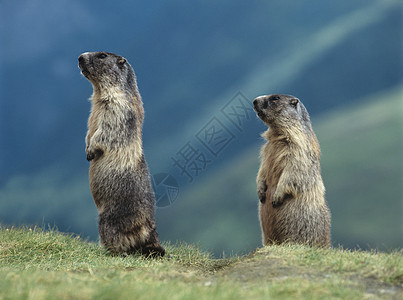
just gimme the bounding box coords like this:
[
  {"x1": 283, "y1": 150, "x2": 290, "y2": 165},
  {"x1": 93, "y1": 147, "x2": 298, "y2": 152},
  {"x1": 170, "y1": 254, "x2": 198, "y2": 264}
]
[
  {"x1": 78, "y1": 51, "x2": 165, "y2": 257},
  {"x1": 253, "y1": 94, "x2": 331, "y2": 247}
]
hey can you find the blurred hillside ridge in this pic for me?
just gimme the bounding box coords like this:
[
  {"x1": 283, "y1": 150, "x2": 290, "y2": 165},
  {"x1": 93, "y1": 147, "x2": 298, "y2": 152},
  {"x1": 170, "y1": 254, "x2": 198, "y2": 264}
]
[{"x1": 0, "y1": 0, "x2": 402, "y2": 256}]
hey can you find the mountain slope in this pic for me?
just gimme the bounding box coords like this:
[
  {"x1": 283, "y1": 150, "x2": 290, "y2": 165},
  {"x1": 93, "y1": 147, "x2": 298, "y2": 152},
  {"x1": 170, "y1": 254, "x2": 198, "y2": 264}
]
[{"x1": 1, "y1": 0, "x2": 401, "y2": 177}]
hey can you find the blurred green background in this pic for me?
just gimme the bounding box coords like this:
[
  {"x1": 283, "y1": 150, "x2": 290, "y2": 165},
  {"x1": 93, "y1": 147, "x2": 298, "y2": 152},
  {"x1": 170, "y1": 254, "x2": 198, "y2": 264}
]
[{"x1": 0, "y1": 0, "x2": 402, "y2": 256}]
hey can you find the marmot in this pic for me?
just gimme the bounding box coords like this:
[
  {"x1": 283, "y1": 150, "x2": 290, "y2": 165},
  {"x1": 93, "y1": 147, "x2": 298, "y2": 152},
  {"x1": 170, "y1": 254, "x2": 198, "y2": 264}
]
[
  {"x1": 78, "y1": 51, "x2": 165, "y2": 257},
  {"x1": 253, "y1": 94, "x2": 331, "y2": 247}
]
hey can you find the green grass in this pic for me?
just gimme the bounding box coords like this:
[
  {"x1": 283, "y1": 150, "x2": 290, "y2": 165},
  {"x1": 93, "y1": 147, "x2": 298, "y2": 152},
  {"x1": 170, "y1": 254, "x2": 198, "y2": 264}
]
[{"x1": 1, "y1": 226, "x2": 401, "y2": 299}]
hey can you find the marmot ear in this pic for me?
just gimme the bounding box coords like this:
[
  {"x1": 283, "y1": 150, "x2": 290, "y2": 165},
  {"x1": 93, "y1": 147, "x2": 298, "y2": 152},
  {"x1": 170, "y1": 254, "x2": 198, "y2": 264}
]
[
  {"x1": 117, "y1": 57, "x2": 126, "y2": 66},
  {"x1": 290, "y1": 98, "x2": 299, "y2": 107}
]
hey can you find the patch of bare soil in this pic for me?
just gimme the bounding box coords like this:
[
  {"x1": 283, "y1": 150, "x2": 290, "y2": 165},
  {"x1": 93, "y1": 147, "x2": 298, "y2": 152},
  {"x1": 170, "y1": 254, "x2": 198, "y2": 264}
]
[{"x1": 215, "y1": 250, "x2": 403, "y2": 299}]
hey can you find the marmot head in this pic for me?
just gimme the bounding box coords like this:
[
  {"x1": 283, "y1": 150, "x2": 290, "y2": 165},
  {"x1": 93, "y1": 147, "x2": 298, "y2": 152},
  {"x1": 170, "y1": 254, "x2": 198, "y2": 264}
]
[
  {"x1": 78, "y1": 51, "x2": 136, "y2": 92},
  {"x1": 253, "y1": 94, "x2": 311, "y2": 129}
]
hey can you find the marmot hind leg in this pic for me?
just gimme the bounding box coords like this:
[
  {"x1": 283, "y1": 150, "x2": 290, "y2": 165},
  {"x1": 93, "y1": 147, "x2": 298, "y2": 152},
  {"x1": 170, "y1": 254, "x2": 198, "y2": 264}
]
[
  {"x1": 136, "y1": 218, "x2": 165, "y2": 257},
  {"x1": 139, "y1": 245, "x2": 165, "y2": 258},
  {"x1": 136, "y1": 230, "x2": 165, "y2": 258}
]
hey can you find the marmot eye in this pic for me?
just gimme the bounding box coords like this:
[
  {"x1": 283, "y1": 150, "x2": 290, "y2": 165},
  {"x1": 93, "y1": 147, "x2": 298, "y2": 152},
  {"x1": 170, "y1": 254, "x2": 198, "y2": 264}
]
[
  {"x1": 270, "y1": 96, "x2": 280, "y2": 101},
  {"x1": 97, "y1": 53, "x2": 107, "y2": 59}
]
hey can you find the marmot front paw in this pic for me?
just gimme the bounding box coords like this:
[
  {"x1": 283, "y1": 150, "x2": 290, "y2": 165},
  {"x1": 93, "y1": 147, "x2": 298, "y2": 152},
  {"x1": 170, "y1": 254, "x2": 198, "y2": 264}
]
[
  {"x1": 272, "y1": 192, "x2": 293, "y2": 208},
  {"x1": 257, "y1": 180, "x2": 268, "y2": 203},
  {"x1": 86, "y1": 148, "x2": 104, "y2": 161},
  {"x1": 87, "y1": 151, "x2": 95, "y2": 161}
]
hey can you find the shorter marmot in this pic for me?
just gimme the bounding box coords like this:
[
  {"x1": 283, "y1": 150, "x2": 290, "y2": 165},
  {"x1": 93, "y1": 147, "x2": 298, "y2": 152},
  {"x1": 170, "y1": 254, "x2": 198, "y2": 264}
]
[
  {"x1": 253, "y1": 94, "x2": 331, "y2": 247},
  {"x1": 78, "y1": 51, "x2": 165, "y2": 257}
]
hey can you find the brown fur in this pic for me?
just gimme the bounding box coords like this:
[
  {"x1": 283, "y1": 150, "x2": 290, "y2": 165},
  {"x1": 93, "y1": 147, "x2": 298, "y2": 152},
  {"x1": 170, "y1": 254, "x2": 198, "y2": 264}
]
[
  {"x1": 78, "y1": 52, "x2": 164, "y2": 257},
  {"x1": 254, "y1": 94, "x2": 331, "y2": 247}
]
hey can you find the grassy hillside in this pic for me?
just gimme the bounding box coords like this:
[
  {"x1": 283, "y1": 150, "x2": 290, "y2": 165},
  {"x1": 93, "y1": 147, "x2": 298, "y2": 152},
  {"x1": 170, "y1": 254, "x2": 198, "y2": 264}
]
[
  {"x1": 314, "y1": 86, "x2": 403, "y2": 249},
  {"x1": 156, "y1": 86, "x2": 403, "y2": 255},
  {"x1": 146, "y1": 0, "x2": 402, "y2": 170},
  {"x1": 0, "y1": 226, "x2": 401, "y2": 299}
]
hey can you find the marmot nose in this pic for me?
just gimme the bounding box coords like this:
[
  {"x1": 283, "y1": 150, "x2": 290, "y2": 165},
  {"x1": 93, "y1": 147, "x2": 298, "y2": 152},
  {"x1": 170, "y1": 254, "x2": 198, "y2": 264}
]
[
  {"x1": 78, "y1": 55, "x2": 84, "y2": 64},
  {"x1": 253, "y1": 99, "x2": 258, "y2": 107}
]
